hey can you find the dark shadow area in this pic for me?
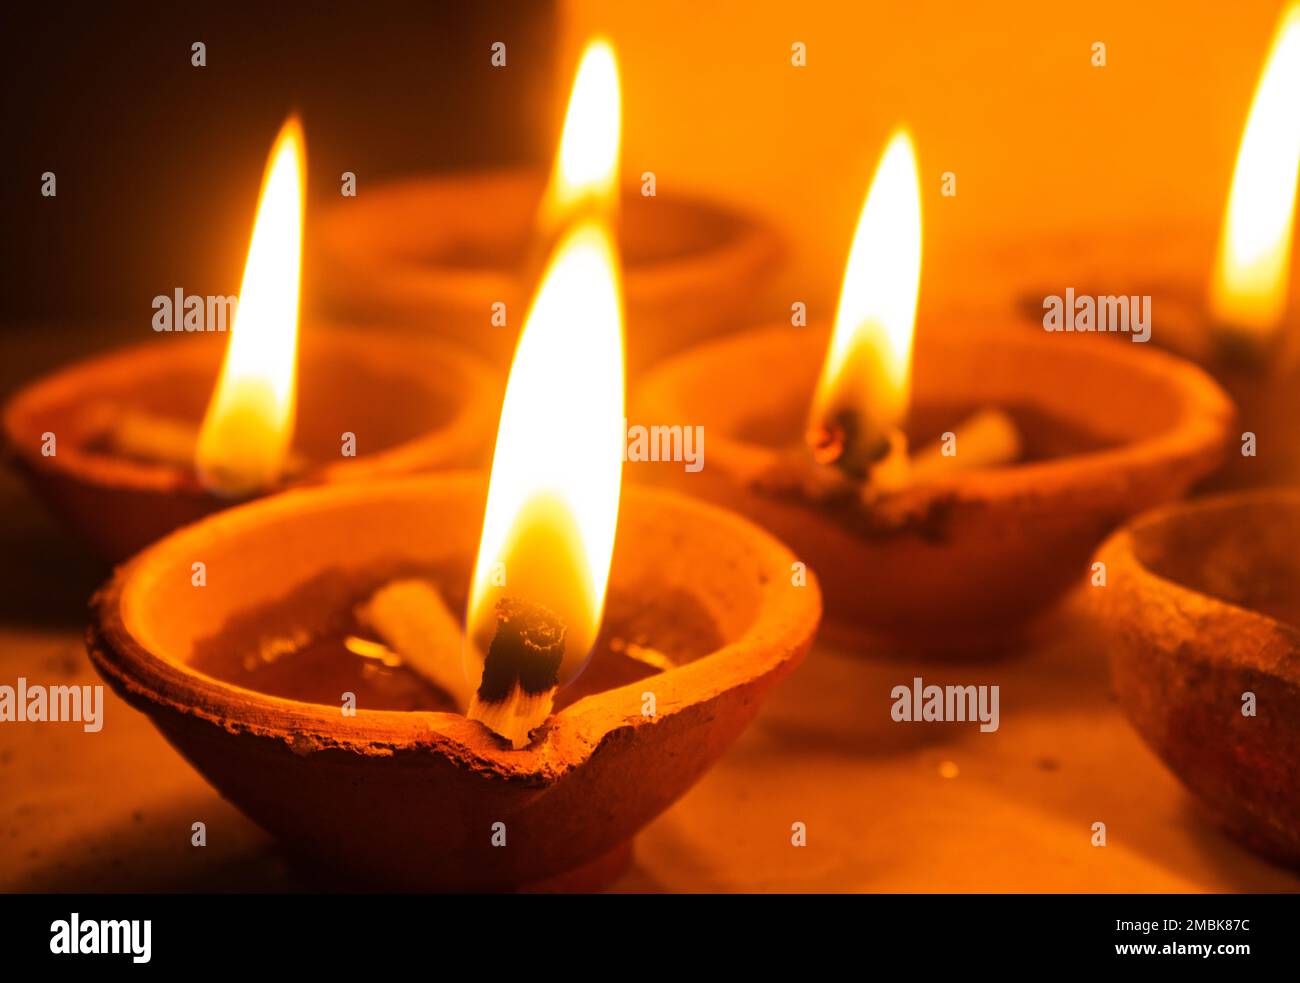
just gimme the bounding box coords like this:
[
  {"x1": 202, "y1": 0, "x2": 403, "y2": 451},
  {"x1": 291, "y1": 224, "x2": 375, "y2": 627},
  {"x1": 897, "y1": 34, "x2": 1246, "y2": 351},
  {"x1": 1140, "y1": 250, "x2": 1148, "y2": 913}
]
[{"x1": 0, "y1": 1, "x2": 558, "y2": 328}]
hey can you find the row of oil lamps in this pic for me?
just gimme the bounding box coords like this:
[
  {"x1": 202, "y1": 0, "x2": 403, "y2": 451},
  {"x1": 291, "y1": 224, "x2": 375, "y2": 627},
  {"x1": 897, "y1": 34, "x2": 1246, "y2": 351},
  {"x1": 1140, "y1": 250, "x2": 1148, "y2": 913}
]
[{"x1": 5, "y1": 9, "x2": 1300, "y2": 889}]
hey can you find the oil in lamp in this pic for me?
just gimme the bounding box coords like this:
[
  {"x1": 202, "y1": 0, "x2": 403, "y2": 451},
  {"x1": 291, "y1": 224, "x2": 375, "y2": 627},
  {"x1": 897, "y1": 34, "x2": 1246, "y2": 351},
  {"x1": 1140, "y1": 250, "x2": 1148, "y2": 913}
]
[
  {"x1": 637, "y1": 129, "x2": 1232, "y2": 655},
  {"x1": 311, "y1": 38, "x2": 782, "y2": 376},
  {"x1": 2, "y1": 115, "x2": 498, "y2": 560}
]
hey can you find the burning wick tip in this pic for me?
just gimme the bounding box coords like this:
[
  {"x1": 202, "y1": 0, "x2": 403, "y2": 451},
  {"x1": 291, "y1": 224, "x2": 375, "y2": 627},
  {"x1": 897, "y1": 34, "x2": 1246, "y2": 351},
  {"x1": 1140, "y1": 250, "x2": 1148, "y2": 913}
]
[
  {"x1": 467, "y1": 597, "x2": 568, "y2": 750},
  {"x1": 805, "y1": 424, "x2": 846, "y2": 466},
  {"x1": 1208, "y1": 320, "x2": 1281, "y2": 371},
  {"x1": 805, "y1": 408, "x2": 900, "y2": 482}
]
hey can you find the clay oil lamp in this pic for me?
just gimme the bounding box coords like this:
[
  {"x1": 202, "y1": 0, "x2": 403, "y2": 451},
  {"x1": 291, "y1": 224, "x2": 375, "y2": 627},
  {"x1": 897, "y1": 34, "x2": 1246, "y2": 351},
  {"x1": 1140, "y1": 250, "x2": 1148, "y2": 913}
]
[
  {"x1": 85, "y1": 123, "x2": 821, "y2": 892},
  {"x1": 1091, "y1": 490, "x2": 1300, "y2": 867},
  {"x1": 636, "y1": 129, "x2": 1233, "y2": 657},
  {"x1": 312, "y1": 38, "x2": 781, "y2": 375},
  {"x1": 1003, "y1": 2, "x2": 1300, "y2": 490},
  {"x1": 3, "y1": 117, "x2": 498, "y2": 561}
]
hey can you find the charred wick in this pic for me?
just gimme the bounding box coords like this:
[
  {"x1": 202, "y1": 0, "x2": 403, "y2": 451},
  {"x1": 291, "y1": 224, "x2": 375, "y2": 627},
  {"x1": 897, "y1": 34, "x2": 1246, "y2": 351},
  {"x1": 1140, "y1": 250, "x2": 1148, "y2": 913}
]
[
  {"x1": 476, "y1": 597, "x2": 567, "y2": 702},
  {"x1": 806, "y1": 407, "x2": 890, "y2": 480}
]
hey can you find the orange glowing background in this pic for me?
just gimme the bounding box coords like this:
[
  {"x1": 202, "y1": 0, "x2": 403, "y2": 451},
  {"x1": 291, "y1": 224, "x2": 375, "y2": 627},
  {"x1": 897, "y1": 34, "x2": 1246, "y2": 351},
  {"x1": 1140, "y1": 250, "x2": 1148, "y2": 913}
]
[{"x1": 559, "y1": 1, "x2": 1294, "y2": 318}]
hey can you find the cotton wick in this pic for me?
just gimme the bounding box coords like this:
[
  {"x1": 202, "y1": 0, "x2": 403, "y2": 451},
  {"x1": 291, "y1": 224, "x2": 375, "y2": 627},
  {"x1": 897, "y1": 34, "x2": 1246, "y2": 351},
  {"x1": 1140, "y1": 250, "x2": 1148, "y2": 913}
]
[{"x1": 467, "y1": 597, "x2": 567, "y2": 750}]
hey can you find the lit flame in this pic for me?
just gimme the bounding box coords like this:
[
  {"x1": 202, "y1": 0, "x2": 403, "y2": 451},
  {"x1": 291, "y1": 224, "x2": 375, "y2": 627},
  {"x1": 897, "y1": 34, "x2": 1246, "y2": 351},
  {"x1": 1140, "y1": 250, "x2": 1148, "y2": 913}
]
[
  {"x1": 1210, "y1": 1, "x2": 1300, "y2": 339},
  {"x1": 466, "y1": 220, "x2": 625, "y2": 686},
  {"x1": 196, "y1": 116, "x2": 305, "y2": 495},
  {"x1": 807, "y1": 130, "x2": 922, "y2": 462},
  {"x1": 539, "y1": 38, "x2": 621, "y2": 231}
]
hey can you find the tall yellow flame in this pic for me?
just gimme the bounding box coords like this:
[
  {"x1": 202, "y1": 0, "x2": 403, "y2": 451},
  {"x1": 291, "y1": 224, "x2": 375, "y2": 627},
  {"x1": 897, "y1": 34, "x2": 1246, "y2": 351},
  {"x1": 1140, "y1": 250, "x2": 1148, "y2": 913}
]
[
  {"x1": 1210, "y1": 2, "x2": 1300, "y2": 339},
  {"x1": 808, "y1": 130, "x2": 923, "y2": 455},
  {"x1": 464, "y1": 38, "x2": 624, "y2": 692},
  {"x1": 466, "y1": 221, "x2": 625, "y2": 685},
  {"x1": 196, "y1": 116, "x2": 305, "y2": 495},
  {"x1": 539, "y1": 38, "x2": 622, "y2": 230}
]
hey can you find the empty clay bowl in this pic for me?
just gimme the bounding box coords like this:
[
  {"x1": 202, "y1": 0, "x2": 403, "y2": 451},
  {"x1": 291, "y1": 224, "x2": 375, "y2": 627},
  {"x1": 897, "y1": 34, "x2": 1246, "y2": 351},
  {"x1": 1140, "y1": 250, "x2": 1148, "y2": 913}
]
[
  {"x1": 634, "y1": 320, "x2": 1233, "y2": 656},
  {"x1": 1091, "y1": 490, "x2": 1300, "y2": 868},
  {"x1": 86, "y1": 473, "x2": 821, "y2": 891},
  {"x1": 311, "y1": 168, "x2": 783, "y2": 373},
  {"x1": 3, "y1": 327, "x2": 499, "y2": 561}
]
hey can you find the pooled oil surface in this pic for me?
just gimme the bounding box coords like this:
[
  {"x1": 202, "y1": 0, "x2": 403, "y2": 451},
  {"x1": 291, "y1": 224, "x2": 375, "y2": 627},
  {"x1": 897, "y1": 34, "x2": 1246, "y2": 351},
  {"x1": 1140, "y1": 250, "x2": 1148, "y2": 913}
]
[{"x1": 189, "y1": 560, "x2": 724, "y2": 713}]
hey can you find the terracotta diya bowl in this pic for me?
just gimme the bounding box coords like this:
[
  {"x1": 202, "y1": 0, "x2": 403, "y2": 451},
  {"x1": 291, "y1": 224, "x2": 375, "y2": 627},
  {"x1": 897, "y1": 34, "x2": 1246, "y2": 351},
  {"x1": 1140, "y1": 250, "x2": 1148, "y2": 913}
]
[
  {"x1": 994, "y1": 222, "x2": 1300, "y2": 490},
  {"x1": 86, "y1": 473, "x2": 820, "y2": 891},
  {"x1": 1091, "y1": 490, "x2": 1300, "y2": 867},
  {"x1": 3, "y1": 327, "x2": 498, "y2": 562},
  {"x1": 312, "y1": 168, "x2": 782, "y2": 373},
  {"x1": 635, "y1": 321, "x2": 1233, "y2": 656}
]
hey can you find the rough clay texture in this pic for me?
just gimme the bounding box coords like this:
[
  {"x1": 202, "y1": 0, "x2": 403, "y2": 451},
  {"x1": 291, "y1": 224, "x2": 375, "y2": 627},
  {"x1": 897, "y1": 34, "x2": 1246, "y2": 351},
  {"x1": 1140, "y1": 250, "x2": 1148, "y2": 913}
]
[
  {"x1": 85, "y1": 476, "x2": 822, "y2": 890},
  {"x1": 1092, "y1": 491, "x2": 1300, "y2": 867}
]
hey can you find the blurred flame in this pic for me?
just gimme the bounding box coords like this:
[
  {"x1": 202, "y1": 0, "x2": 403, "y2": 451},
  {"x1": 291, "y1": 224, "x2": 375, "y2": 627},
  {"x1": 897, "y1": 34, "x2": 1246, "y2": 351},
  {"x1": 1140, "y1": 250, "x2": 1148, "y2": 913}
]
[
  {"x1": 466, "y1": 220, "x2": 625, "y2": 685},
  {"x1": 540, "y1": 38, "x2": 621, "y2": 230},
  {"x1": 196, "y1": 116, "x2": 305, "y2": 495},
  {"x1": 808, "y1": 130, "x2": 923, "y2": 457},
  {"x1": 1210, "y1": 2, "x2": 1300, "y2": 339}
]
